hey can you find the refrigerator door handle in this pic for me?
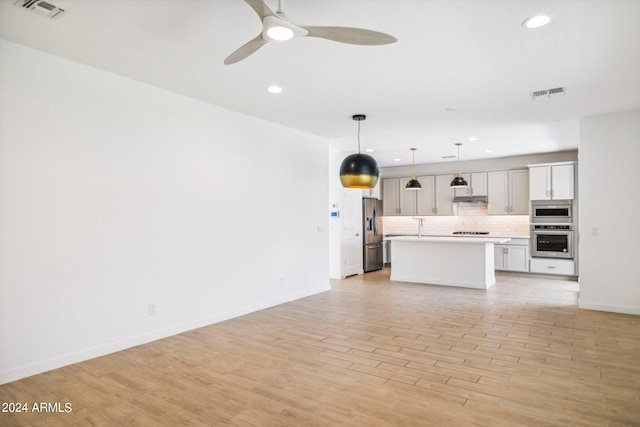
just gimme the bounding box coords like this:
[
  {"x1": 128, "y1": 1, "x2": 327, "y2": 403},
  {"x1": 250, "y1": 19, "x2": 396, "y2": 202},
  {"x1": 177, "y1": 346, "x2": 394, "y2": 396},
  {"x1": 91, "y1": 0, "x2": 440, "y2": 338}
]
[{"x1": 373, "y1": 206, "x2": 379, "y2": 236}]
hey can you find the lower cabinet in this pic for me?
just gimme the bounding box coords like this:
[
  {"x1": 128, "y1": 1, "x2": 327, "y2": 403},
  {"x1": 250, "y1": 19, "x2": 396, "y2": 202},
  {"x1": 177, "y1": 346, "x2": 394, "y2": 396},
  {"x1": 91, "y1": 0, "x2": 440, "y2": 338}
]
[
  {"x1": 494, "y1": 239, "x2": 577, "y2": 276},
  {"x1": 494, "y1": 238, "x2": 530, "y2": 272},
  {"x1": 530, "y1": 258, "x2": 575, "y2": 275}
]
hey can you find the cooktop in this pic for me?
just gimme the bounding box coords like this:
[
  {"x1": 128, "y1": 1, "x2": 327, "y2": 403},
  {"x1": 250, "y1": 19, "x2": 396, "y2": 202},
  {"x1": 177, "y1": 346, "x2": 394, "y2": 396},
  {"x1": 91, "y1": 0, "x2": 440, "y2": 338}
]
[{"x1": 452, "y1": 231, "x2": 490, "y2": 235}]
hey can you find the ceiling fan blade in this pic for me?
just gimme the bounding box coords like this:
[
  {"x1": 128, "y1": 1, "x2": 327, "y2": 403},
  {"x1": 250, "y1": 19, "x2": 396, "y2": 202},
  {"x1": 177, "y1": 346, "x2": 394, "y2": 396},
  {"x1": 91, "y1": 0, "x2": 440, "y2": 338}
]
[
  {"x1": 301, "y1": 26, "x2": 397, "y2": 45},
  {"x1": 224, "y1": 34, "x2": 268, "y2": 65},
  {"x1": 244, "y1": 0, "x2": 276, "y2": 20}
]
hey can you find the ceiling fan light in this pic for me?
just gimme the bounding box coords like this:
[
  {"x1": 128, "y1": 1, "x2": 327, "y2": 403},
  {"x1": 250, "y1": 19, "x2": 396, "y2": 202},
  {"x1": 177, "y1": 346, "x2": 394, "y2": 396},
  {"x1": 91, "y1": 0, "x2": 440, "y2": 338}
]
[
  {"x1": 339, "y1": 153, "x2": 379, "y2": 188},
  {"x1": 266, "y1": 25, "x2": 294, "y2": 41},
  {"x1": 522, "y1": 15, "x2": 551, "y2": 29}
]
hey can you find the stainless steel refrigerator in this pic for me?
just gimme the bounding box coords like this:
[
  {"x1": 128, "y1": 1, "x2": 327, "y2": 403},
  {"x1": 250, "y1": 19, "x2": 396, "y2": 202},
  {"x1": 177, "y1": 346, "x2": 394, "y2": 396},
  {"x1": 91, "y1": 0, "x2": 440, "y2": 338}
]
[{"x1": 363, "y1": 198, "x2": 383, "y2": 272}]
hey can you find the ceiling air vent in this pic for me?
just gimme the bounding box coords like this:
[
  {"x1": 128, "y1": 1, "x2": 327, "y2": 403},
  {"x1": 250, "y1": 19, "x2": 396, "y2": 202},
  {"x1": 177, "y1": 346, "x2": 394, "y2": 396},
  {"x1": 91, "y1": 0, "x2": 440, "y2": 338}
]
[
  {"x1": 530, "y1": 86, "x2": 566, "y2": 100},
  {"x1": 14, "y1": 0, "x2": 66, "y2": 19}
]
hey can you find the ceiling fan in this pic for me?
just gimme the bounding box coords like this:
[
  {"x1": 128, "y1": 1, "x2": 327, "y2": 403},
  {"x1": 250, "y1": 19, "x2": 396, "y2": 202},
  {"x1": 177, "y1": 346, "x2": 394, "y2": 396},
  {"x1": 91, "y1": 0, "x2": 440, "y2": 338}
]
[{"x1": 224, "y1": 0, "x2": 397, "y2": 65}]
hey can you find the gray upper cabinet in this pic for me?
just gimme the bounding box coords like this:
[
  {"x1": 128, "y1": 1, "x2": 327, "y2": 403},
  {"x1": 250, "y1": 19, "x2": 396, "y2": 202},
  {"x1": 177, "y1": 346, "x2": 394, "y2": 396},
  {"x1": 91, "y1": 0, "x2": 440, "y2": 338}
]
[
  {"x1": 488, "y1": 170, "x2": 529, "y2": 215},
  {"x1": 382, "y1": 177, "x2": 417, "y2": 216},
  {"x1": 416, "y1": 175, "x2": 435, "y2": 216},
  {"x1": 383, "y1": 174, "x2": 454, "y2": 216},
  {"x1": 454, "y1": 172, "x2": 487, "y2": 197},
  {"x1": 382, "y1": 178, "x2": 400, "y2": 215},
  {"x1": 434, "y1": 174, "x2": 454, "y2": 216}
]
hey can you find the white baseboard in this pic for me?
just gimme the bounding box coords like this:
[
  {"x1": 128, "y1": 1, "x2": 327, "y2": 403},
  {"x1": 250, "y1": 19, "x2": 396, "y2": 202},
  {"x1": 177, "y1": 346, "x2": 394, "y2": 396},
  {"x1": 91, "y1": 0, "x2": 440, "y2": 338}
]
[
  {"x1": 0, "y1": 284, "x2": 330, "y2": 385},
  {"x1": 390, "y1": 274, "x2": 493, "y2": 290},
  {"x1": 578, "y1": 301, "x2": 640, "y2": 316}
]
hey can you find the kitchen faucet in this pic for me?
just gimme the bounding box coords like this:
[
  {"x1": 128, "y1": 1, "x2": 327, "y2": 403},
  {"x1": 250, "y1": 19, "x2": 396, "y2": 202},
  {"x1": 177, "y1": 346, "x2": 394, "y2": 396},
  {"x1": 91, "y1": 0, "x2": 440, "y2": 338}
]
[{"x1": 415, "y1": 217, "x2": 424, "y2": 238}]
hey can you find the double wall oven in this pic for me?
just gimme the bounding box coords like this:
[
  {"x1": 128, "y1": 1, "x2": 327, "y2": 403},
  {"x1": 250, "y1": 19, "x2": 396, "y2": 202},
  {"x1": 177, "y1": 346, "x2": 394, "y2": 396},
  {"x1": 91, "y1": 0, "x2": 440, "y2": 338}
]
[{"x1": 530, "y1": 200, "x2": 574, "y2": 259}]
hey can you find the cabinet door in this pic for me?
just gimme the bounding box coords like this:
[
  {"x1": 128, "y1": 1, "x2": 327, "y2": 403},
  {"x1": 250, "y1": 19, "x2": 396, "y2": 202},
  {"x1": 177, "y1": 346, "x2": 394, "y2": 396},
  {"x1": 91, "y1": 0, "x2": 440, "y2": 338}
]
[
  {"x1": 509, "y1": 170, "x2": 530, "y2": 214},
  {"x1": 455, "y1": 172, "x2": 487, "y2": 196},
  {"x1": 435, "y1": 174, "x2": 454, "y2": 216},
  {"x1": 551, "y1": 164, "x2": 574, "y2": 200},
  {"x1": 416, "y1": 175, "x2": 435, "y2": 216},
  {"x1": 382, "y1": 178, "x2": 399, "y2": 215},
  {"x1": 529, "y1": 166, "x2": 551, "y2": 200},
  {"x1": 494, "y1": 246, "x2": 507, "y2": 270},
  {"x1": 530, "y1": 258, "x2": 575, "y2": 275},
  {"x1": 453, "y1": 173, "x2": 471, "y2": 197},
  {"x1": 506, "y1": 246, "x2": 529, "y2": 272},
  {"x1": 399, "y1": 177, "x2": 417, "y2": 216},
  {"x1": 488, "y1": 171, "x2": 509, "y2": 215},
  {"x1": 471, "y1": 172, "x2": 487, "y2": 196}
]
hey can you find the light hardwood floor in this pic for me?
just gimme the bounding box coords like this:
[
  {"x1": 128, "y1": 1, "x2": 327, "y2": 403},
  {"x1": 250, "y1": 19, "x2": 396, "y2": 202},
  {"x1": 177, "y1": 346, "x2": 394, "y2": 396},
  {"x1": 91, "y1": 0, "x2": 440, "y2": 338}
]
[{"x1": 1, "y1": 269, "x2": 639, "y2": 426}]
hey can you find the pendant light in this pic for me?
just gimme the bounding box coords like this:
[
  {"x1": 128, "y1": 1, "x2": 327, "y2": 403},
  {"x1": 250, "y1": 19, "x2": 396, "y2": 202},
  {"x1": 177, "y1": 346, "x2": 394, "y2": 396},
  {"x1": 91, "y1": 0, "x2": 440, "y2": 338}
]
[
  {"x1": 405, "y1": 147, "x2": 422, "y2": 190},
  {"x1": 339, "y1": 114, "x2": 380, "y2": 189},
  {"x1": 450, "y1": 142, "x2": 468, "y2": 188}
]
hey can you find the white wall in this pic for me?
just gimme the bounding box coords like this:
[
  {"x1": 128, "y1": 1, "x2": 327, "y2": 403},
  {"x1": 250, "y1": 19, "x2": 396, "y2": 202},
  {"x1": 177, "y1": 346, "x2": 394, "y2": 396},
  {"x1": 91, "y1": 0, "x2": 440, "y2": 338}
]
[
  {"x1": 0, "y1": 40, "x2": 330, "y2": 384},
  {"x1": 328, "y1": 147, "x2": 345, "y2": 279},
  {"x1": 578, "y1": 110, "x2": 640, "y2": 315}
]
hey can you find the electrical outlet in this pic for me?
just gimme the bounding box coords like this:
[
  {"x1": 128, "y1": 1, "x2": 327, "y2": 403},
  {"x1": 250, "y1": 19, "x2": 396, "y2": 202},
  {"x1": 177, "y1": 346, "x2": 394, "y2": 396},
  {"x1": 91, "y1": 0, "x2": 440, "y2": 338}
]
[{"x1": 148, "y1": 303, "x2": 157, "y2": 316}]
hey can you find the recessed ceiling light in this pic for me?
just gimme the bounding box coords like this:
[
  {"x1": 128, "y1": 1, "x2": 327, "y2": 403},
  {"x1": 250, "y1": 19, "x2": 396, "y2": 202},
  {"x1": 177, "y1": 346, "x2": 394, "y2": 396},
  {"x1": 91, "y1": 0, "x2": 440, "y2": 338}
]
[
  {"x1": 365, "y1": 148, "x2": 374, "y2": 153},
  {"x1": 468, "y1": 137, "x2": 478, "y2": 142},
  {"x1": 522, "y1": 15, "x2": 551, "y2": 29},
  {"x1": 393, "y1": 158, "x2": 401, "y2": 162},
  {"x1": 267, "y1": 85, "x2": 282, "y2": 94},
  {"x1": 485, "y1": 149, "x2": 493, "y2": 153}
]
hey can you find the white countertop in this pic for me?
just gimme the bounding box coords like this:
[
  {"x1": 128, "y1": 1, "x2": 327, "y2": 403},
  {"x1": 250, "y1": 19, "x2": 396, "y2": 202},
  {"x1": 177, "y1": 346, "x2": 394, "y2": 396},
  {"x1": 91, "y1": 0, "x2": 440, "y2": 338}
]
[
  {"x1": 385, "y1": 234, "x2": 529, "y2": 239},
  {"x1": 386, "y1": 235, "x2": 511, "y2": 244}
]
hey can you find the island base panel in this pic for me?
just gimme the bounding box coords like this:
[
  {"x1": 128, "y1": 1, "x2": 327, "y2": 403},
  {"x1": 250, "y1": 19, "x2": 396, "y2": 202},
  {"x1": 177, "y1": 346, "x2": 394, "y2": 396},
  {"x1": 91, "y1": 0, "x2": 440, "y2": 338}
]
[{"x1": 389, "y1": 240, "x2": 496, "y2": 289}]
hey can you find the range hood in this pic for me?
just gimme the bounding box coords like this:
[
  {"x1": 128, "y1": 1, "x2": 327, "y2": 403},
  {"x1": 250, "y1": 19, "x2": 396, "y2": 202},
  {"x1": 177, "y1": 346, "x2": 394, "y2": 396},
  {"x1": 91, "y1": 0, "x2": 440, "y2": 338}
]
[{"x1": 453, "y1": 195, "x2": 488, "y2": 203}]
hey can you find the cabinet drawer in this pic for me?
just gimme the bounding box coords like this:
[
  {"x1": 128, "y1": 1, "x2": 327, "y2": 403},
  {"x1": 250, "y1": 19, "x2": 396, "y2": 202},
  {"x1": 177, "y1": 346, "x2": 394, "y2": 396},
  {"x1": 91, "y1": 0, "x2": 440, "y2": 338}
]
[
  {"x1": 530, "y1": 258, "x2": 575, "y2": 275},
  {"x1": 507, "y1": 238, "x2": 529, "y2": 246}
]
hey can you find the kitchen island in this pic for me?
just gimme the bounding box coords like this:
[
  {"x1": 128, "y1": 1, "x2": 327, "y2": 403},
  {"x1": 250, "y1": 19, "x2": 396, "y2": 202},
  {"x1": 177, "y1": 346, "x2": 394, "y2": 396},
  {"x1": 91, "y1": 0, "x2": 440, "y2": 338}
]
[{"x1": 386, "y1": 236, "x2": 511, "y2": 289}]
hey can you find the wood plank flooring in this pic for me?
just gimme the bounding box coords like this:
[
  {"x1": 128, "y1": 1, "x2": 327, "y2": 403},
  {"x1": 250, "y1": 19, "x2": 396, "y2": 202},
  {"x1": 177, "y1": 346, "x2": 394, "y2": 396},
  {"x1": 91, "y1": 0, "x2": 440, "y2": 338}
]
[{"x1": 1, "y1": 269, "x2": 639, "y2": 426}]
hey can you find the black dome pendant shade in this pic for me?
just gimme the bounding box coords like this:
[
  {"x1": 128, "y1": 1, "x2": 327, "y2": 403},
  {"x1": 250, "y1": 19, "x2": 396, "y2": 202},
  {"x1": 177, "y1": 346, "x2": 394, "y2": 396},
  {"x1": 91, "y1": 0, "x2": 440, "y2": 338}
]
[
  {"x1": 450, "y1": 142, "x2": 469, "y2": 188},
  {"x1": 340, "y1": 115, "x2": 380, "y2": 189},
  {"x1": 405, "y1": 147, "x2": 422, "y2": 190},
  {"x1": 406, "y1": 178, "x2": 422, "y2": 189},
  {"x1": 450, "y1": 175, "x2": 468, "y2": 187}
]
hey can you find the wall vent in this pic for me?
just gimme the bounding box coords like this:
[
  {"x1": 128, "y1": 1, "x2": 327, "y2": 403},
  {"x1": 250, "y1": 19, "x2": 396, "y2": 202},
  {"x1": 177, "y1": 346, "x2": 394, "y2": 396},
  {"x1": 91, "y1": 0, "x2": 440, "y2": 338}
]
[
  {"x1": 14, "y1": 0, "x2": 66, "y2": 19},
  {"x1": 530, "y1": 86, "x2": 566, "y2": 100}
]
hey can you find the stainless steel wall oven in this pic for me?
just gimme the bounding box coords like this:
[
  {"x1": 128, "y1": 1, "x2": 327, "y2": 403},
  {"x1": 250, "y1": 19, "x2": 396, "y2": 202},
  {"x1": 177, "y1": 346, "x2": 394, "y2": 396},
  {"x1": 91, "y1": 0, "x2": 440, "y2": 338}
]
[{"x1": 531, "y1": 224, "x2": 573, "y2": 259}]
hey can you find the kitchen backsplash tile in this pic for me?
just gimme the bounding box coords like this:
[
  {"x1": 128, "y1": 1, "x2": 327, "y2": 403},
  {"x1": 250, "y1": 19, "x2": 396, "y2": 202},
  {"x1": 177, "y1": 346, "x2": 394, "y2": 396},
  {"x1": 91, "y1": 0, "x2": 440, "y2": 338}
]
[{"x1": 382, "y1": 204, "x2": 529, "y2": 236}]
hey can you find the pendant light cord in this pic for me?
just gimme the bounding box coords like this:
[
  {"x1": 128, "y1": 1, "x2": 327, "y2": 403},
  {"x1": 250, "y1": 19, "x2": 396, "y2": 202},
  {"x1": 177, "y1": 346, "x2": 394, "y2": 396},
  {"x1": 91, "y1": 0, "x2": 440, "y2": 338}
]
[
  {"x1": 352, "y1": 114, "x2": 366, "y2": 154},
  {"x1": 411, "y1": 148, "x2": 416, "y2": 178},
  {"x1": 357, "y1": 119, "x2": 361, "y2": 154}
]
